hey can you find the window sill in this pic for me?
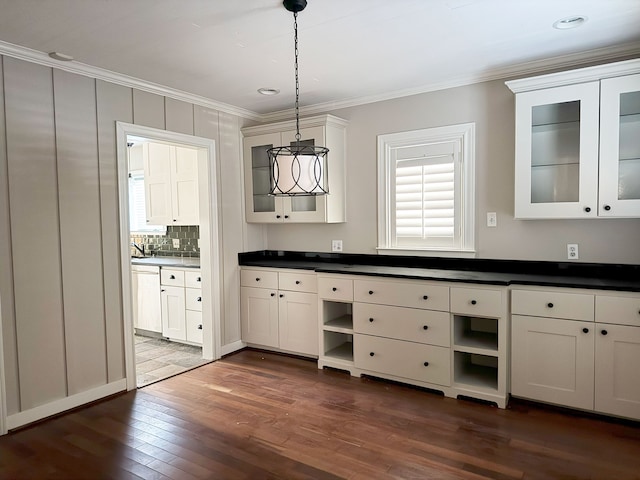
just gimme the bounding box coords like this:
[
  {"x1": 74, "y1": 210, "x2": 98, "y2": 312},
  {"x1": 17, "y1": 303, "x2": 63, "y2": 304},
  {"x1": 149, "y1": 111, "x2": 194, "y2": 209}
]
[{"x1": 376, "y1": 247, "x2": 477, "y2": 258}]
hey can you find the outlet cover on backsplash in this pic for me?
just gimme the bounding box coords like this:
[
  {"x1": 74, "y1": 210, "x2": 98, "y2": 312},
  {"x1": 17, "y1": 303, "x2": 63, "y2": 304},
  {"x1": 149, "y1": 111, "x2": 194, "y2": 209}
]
[{"x1": 130, "y1": 225, "x2": 200, "y2": 257}]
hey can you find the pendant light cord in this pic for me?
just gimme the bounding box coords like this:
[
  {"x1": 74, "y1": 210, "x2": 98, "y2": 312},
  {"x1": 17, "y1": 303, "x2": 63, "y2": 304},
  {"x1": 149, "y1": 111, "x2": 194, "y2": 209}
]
[{"x1": 293, "y1": 11, "x2": 301, "y2": 143}]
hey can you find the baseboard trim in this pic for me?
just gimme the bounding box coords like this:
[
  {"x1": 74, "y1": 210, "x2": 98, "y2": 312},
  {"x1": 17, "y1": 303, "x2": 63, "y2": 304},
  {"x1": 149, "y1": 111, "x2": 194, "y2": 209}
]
[
  {"x1": 6, "y1": 379, "x2": 127, "y2": 430},
  {"x1": 220, "y1": 340, "x2": 245, "y2": 357}
]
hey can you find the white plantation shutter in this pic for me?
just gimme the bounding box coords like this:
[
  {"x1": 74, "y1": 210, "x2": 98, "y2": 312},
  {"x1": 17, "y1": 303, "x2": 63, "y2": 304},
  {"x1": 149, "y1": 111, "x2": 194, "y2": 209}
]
[{"x1": 129, "y1": 173, "x2": 165, "y2": 233}]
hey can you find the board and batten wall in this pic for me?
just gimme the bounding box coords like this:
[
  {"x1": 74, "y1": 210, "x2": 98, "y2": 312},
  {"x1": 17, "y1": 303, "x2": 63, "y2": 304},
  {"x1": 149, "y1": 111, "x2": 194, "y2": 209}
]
[
  {"x1": 264, "y1": 78, "x2": 640, "y2": 264},
  {"x1": 0, "y1": 55, "x2": 248, "y2": 423}
]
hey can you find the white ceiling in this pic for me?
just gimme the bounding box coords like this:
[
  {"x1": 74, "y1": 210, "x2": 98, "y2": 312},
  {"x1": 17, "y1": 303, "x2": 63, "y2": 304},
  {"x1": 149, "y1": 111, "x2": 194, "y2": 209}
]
[{"x1": 0, "y1": 0, "x2": 639, "y2": 117}]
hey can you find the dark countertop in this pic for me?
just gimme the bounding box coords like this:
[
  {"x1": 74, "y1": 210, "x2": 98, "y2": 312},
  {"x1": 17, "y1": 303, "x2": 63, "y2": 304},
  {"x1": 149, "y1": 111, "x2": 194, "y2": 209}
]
[
  {"x1": 239, "y1": 251, "x2": 640, "y2": 292},
  {"x1": 131, "y1": 256, "x2": 200, "y2": 269}
]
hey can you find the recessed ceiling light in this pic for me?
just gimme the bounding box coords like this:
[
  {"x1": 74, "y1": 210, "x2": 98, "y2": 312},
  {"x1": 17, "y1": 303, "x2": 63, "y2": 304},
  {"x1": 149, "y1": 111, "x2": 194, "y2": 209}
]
[
  {"x1": 48, "y1": 51, "x2": 74, "y2": 61},
  {"x1": 257, "y1": 88, "x2": 280, "y2": 96},
  {"x1": 553, "y1": 16, "x2": 587, "y2": 30}
]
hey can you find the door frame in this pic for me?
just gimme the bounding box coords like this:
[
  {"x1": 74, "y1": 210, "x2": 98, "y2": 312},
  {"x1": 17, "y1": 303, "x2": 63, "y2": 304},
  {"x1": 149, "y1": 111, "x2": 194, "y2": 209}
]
[
  {"x1": 0, "y1": 294, "x2": 7, "y2": 435},
  {"x1": 116, "y1": 122, "x2": 222, "y2": 391}
]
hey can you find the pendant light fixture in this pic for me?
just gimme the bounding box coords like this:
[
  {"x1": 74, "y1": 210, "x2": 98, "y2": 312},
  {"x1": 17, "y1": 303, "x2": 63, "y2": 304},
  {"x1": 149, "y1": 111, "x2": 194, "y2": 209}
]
[{"x1": 268, "y1": 0, "x2": 329, "y2": 196}]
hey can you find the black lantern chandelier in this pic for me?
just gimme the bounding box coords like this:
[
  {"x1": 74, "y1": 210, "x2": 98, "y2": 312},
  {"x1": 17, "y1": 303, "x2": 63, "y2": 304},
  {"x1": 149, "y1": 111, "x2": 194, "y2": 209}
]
[{"x1": 268, "y1": 0, "x2": 329, "y2": 196}]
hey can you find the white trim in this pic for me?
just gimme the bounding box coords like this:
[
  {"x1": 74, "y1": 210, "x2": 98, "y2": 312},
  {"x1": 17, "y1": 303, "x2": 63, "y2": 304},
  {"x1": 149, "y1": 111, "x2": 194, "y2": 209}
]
[
  {"x1": 376, "y1": 248, "x2": 477, "y2": 259},
  {"x1": 220, "y1": 340, "x2": 246, "y2": 357},
  {"x1": 6, "y1": 379, "x2": 126, "y2": 431},
  {"x1": 0, "y1": 295, "x2": 7, "y2": 435},
  {"x1": 116, "y1": 123, "x2": 222, "y2": 392}
]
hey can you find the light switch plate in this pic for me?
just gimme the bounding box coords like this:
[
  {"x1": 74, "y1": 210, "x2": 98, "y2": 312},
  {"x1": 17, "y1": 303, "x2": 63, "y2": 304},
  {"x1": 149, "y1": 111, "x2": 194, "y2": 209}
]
[
  {"x1": 172, "y1": 238, "x2": 180, "y2": 249},
  {"x1": 487, "y1": 212, "x2": 497, "y2": 227}
]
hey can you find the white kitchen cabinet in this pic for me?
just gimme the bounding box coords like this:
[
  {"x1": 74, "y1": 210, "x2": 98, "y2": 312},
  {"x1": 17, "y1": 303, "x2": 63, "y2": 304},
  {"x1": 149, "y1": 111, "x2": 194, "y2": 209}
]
[
  {"x1": 160, "y1": 267, "x2": 202, "y2": 345},
  {"x1": 240, "y1": 268, "x2": 318, "y2": 356},
  {"x1": 161, "y1": 285, "x2": 186, "y2": 341},
  {"x1": 143, "y1": 141, "x2": 199, "y2": 225},
  {"x1": 131, "y1": 265, "x2": 162, "y2": 333},
  {"x1": 506, "y1": 59, "x2": 640, "y2": 219},
  {"x1": 241, "y1": 115, "x2": 347, "y2": 223}
]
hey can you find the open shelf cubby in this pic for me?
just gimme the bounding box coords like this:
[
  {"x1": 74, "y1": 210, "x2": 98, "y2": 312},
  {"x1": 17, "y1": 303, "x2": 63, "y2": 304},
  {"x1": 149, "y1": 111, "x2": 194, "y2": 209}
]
[
  {"x1": 323, "y1": 331, "x2": 353, "y2": 362},
  {"x1": 323, "y1": 301, "x2": 353, "y2": 333},
  {"x1": 453, "y1": 315, "x2": 498, "y2": 354},
  {"x1": 454, "y1": 351, "x2": 498, "y2": 391}
]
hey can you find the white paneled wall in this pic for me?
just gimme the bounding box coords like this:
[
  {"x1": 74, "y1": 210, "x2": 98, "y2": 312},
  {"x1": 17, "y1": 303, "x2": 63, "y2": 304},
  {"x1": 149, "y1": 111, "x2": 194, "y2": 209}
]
[{"x1": 0, "y1": 55, "x2": 245, "y2": 427}]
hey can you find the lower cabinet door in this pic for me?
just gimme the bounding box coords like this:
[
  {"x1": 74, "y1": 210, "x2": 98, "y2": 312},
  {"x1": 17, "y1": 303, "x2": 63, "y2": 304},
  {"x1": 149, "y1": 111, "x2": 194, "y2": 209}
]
[
  {"x1": 240, "y1": 286, "x2": 279, "y2": 347},
  {"x1": 595, "y1": 323, "x2": 640, "y2": 420},
  {"x1": 354, "y1": 334, "x2": 450, "y2": 386},
  {"x1": 161, "y1": 285, "x2": 186, "y2": 341},
  {"x1": 511, "y1": 315, "x2": 595, "y2": 410},
  {"x1": 278, "y1": 291, "x2": 318, "y2": 356},
  {"x1": 186, "y1": 310, "x2": 203, "y2": 345}
]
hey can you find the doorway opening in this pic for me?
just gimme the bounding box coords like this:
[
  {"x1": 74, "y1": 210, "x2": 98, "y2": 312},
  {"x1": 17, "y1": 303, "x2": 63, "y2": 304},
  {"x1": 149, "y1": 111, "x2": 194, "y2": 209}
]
[{"x1": 116, "y1": 122, "x2": 222, "y2": 391}]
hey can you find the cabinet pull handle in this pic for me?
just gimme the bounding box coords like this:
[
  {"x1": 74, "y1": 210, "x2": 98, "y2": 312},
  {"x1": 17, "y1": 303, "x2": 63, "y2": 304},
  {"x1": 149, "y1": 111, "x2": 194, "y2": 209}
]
[
  {"x1": 369, "y1": 352, "x2": 375, "y2": 357},
  {"x1": 423, "y1": 325, "x2": 429, "y2": 330},
  {"x1": 197, "y1": 297, "x2": 201, "y2": 302},
  {"x1": 197, "y1": 324, "x2": 203, "y2": 330},
  {"x1": 584, "y1": 206, "x2": 591, "y2": 213},
  {"x1": 470, "y1": 300, "x2": 477, "y2": 305},
  {"x1": 270, "y1": 293, "x2": 275, "y2": 297},
  {"x1": 368, "y1": 290, "x2": 374, "y2": 295},
  {"x1": 332, "y1": 287, "x2": 337, "y2": 291},
  {"x1": 423, "y1": 361, "x2": 429, "y2": 367},
  {"x1": 295, "y1": 280, "x2": 301, "y2": 284},
  {"x1": 547, "y1": 302, "x2": 554, "y2": 308},
  {"x1": 601, "y1": 329, "x2": 608, "y2": 336},
  {"x1": 582, "y1": 328, "x2": 589, "y2": 334},
  {"x1": 422, "y1": 295, "x2": 428, "y2": 300},
  {"x1": 170, "y1": 275, "x2": 175, "y2": 279},
  {"x1": 604, "y1": 205, "x2": 611, "y2": 211},
  {"x1": 369, "y1": 318, "x2": 374, "y2": 323}
]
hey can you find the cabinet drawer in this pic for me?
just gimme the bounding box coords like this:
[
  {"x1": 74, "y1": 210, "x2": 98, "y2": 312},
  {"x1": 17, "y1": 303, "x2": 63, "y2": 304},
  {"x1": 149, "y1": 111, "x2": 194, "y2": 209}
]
[
  {"x1": 318, "y1": 276, "x2": 353, "y2": 301},
  {"x1": 161, "y1": 268, "x2": 185, "y2": 287},
  {"x1": 354, "y1": 334, "x2": 450, "y2": 387},
  {"x1": 450, "y1": 287, "x2": 504, "y2": 318},
  {"x1": 241, "y1": 269, "x2": 278, "y2": 289},
  {"x1": 185, "y1": 287, "x2": 203, "y2": 311},
  {"x1": 185, "y1": 270, "x2": 202, "y2": 289},
  {"x1": 186, "y1": 310, "x2": 203, "y2": 345},
  {"x1": 354, "y1": 279, "x2": 449, "y2": 311},
  {"x1": 353, "y1": 303, "x2": 450, "y2": 347},
  {"x1": 512, "y1": 289, "x2": 594, "y2": 321},
  {"x1": 596, "y1": 295, "x2": 640, "y2": 327},
  {"x1": 279, "y1": 271, "x2": 317, "y2": 293}
]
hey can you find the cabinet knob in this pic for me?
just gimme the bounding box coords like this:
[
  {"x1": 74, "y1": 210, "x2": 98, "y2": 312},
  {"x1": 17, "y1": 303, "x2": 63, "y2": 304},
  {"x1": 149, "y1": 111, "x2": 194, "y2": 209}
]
[
  {"x1": 369, "y1": 352, "x2": 375, "y2": 357},
  {"x1": 547, "y1": 302, "x2": 554, "y2": 308},
  {"x1": 295, "y1": 280, "x2": 301, "y2": 284},
  {"x1": 197, "y1": 277, "x2": 201, "y2": 282},
  {"x1": 276, "y1": 215, "x2": 281, "y2": 219},
  {"x1": 369, "y1": 318, "x2": 374, "y2": 323},
  {"x1": 423, "y1": 325, "x2": 429, "y2": 330},
  {"x1": 256, "y1": 277, "x2": 260, "y2": 282},
  {"x1": 601, "y1": 329, "x2": 608, "y2": 336},
  {"x1": 584, "y1": 206, "x2": 591, "y2": 213},
  {"x1": 161, "y1": 289, "x2": 165, "y2": 292},
  {"x1": 422, "y1": 295, "x2": 429, "y2": 300},
  {"x1": 173, "y1": 219, "x2": 177, "y2": 222},
  {"x1": 284, "y1": 215, "x2": 289, "y2": 219},
  {"x1": 470, "y1": 300, "x2": 477, "y2": 305},
  {"x1": 146, "y1": 220, "x2": 150, "y2": 223},
  {"x1": 197, "y1": 297, "x2": 201, "y2": 302},
  {"x1": 197, "y1": 324, "x2": 203, "y2": 330},
  {"x1": 604, "y1": 205, "x2": 611, "y2": 211},
  {"x1": 332, "y1": 287, "x2": 337, "y2": 291},
  {"x1": 170, "y1": 275, "x2": 175, "y2": 279},
  {"x1": 582, "y1": 327, "x2": 589, "y2": 334},
  {"x1": 368, "y1": 290, "x2": 374, "y2": 295},
  {"x1": 423, "y1": 361, "x2": 429, "y2": 367},
  {"x1": 270, "y1": 293, "x2": 275, "y2": 297},
  {"x1": 279, "y1": 294, "x2": 284, "y2": 298}
]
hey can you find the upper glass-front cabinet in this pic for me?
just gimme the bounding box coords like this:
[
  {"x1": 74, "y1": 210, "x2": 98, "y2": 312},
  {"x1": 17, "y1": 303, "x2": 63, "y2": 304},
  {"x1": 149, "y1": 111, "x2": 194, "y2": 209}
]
[
  {"x1": 507, "y1": 60, "x2": 640, "y2": 219},
  {"x1": 242, "y1": 115, "x2": 347, "y2": 224}
]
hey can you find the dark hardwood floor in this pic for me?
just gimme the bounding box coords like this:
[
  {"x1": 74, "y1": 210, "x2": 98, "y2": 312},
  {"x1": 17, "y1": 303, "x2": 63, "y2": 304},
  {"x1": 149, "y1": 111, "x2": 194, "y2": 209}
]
[{"x1": 1, "y1": 349, "x2": 639, "y2": 479}]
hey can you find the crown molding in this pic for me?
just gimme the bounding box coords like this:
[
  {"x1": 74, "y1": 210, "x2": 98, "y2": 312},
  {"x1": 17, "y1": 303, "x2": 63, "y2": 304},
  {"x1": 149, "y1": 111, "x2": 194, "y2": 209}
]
[{"x1": 0, "y1": 40, "x2": 263, "y2": 122}]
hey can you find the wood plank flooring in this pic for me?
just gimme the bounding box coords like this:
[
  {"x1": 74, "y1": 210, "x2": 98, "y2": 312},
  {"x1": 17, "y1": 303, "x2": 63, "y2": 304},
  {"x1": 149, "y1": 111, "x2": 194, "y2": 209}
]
[{"x1": 1, "y1": 349, "x2": 639, "y2": 479}]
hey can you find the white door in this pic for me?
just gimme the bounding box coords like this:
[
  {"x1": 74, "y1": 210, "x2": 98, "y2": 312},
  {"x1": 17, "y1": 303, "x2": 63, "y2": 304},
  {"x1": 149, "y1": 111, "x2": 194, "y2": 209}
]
[
  {"x1": 161, "y1": 285, "x2": 186, "y2": 341},
  {"x1": 278, "y1": 291, "x2": 318, "y2": 355},
  {"x1": 143, "y1": 142, "x2": 173, "y2": 225},
  {"x1": 595, "y1": 323, "x2": 640, "y2": 420},
  {"x1": 511, "y1": 315, "x2": 595, "y2": 410},
  {"x1": 172, "y1": 146, "x2": 200, "y2": 225},
  {"x1": 240, "y1": 287, "x2": 279, "y2": 347}
]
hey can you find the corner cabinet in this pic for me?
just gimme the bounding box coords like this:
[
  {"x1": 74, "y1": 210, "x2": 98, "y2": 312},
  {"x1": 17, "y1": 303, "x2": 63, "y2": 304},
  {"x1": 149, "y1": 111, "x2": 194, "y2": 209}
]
[
  {"x1": 241, "y1": 115, "x2": 347, "y2": 223},
  {"x1": 506, "y1": 59, "x2": 640, "y2": 219}
]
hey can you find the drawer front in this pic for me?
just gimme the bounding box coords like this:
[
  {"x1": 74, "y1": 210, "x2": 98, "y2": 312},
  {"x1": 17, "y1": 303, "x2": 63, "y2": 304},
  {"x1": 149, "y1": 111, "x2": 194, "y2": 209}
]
[
  {"x1": 512, "y1": 289, "x2": 594, "y2": 321},
  {"x1": 240, "y1": 269, "x2": 278, "y2": 289},
  {"x1": 450, "y1": 287, "x2": 504, "y2": 318},
  {"x1": 353, "y1": 303, "x2": 450, "y2": 347},
  {"x1": 354, "y1": 279, "x2": 449, "y2": 311},
  {"x1": 318, "y1": 276, "x2": 353, "y2": 301},
  {"x1": 186, "y1": 310, "x2": 203, "y2": 345},
  {"x1": 279, "y1": 271, "x2": 318, "y2": 293},
  {"x1": 185, "y1": 270, "x2": 203, "y2": 289},
  {"x1": 596, "y1": 295, "x2": 640, "y2": 327},
  {"x1": 185, "y1": 287, "x2": 203, "y2": 311},
  {"x1": 161, "y1": 268, "x2": 185, "y2": 287},
  {"x1": 355, "y1": 334, "x2": 450, "y2": 386}
]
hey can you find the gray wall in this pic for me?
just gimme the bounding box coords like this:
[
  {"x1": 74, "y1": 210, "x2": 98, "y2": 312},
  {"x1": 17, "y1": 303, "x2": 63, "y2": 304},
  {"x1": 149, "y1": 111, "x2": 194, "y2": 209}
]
[
  {"x1": 265, "y1": 79, "x2": 640, "y2": 264},
  {"x1": 0, "y1": 55, "x2": 246, "y2": 417}
]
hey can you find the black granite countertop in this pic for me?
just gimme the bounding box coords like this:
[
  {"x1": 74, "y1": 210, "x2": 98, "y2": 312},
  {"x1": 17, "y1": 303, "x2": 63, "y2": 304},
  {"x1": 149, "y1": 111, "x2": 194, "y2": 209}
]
[
  {"x1": 239, "y1": 251, "x2": 640, "y2": 292},
  {"x1": 131, "y1": 256, "x2": 200, "y2": 269}
]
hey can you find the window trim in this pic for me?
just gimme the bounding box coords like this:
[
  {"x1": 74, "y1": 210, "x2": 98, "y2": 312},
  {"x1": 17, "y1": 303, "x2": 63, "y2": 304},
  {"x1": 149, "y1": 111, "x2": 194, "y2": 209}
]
[{"x1": 377, "y1": 123, "x2": 476, "y2": 257}]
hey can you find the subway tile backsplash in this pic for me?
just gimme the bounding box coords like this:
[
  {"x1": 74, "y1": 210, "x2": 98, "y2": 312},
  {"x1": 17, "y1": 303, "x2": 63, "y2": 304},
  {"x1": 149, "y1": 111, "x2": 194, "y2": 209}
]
[{"x1": 131, "y1": 225, "x2": 199, "y2": 258}]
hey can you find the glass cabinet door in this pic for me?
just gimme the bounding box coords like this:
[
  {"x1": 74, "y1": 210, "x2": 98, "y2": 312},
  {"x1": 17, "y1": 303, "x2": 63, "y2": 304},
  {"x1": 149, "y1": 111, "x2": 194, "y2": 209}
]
[
  {"x1": 243, "y1": 132, "x2": 284, "y2": 222},
  {"x1": 599, "y1": 74, "x2": 640, "y2": 217},
  {"x1": 514, "y1": 82, "x2": 600, "y2": 218}
]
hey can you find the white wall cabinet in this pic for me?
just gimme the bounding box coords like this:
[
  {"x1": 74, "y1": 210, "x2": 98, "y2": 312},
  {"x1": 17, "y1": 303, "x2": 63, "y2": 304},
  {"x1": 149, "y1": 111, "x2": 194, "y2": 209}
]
[
  {"x1": 506, "y1": 59, "x2": 640, "y2": 219},
  {"x1": 511, "y1": 288, "x2": 640, "y2": 420},
  {"x1": 160, "y1": 267, "x2": 202, "y2": 345},
  {"x1": 241, "y1": 115, "x2": 347, "y2": 223},
  {"x1": 143, "y1": 142, "x2": 200, "y2": 225},
  {"x1": 240, "y1": 268, "x2": 318, "y2": 356}
]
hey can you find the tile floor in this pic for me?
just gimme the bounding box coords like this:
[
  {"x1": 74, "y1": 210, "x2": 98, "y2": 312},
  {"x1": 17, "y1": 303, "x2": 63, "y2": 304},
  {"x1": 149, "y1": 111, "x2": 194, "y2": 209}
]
[{"x1": 134, "y1": 335, "x2": 209, "y2": 387}]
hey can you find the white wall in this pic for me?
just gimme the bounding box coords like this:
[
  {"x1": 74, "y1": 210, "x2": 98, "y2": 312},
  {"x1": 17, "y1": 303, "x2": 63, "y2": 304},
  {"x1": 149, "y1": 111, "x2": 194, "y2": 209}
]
[{"x1": 265, "y1": 79, "x2": 640, "y2": 264}]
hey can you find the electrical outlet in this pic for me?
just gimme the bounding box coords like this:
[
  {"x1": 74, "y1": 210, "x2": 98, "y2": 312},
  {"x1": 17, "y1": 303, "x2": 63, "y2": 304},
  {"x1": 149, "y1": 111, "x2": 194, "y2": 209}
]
[
  {"x1": 567, "y1": 243, "x2": 579, "y2": 260},
  {"x1": 172, "y1": 238, "x2": 180, "y2": 249},
  {"x1": 487, "y1": 212, "x2": 497, "y2": 227},
  {"x1": 331, "y1": 240, "x2": 343, "y2": 252}
]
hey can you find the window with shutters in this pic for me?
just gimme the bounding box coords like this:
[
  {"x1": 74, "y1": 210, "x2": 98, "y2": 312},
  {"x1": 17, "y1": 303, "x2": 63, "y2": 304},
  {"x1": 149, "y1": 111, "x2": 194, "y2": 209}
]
[
  {"x1": 129, "y1": 173, "x2": 166, "y2": 234},
  {"x1": 377, "y1": 123, "x2": 475, "y2": 256}
]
